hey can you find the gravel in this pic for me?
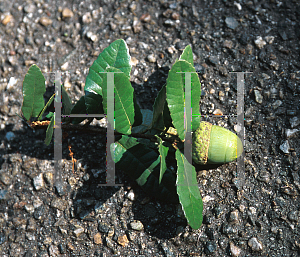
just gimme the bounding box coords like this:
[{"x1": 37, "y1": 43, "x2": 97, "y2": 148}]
[{"x1": 0, "y1": 0, "x2": 300, "y2": 256}]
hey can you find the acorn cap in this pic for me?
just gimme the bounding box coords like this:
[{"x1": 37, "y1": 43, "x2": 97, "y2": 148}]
[{"x1": 192, "y1": 121, "x2": 243, "y2": 165}]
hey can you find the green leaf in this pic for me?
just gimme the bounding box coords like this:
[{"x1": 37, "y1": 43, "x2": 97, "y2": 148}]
[
  {"x1": 70, "y1": 95, "x2": 87, "y2": 124},
  {"x1": 179, "y1": 45, "x2": 194, "y2": 66},
  {"x1": 175, "y1": 149, "x2": 203, "y2": 230},
  {"x1": 84, "y1": 39, "x2": 131, "y2": 113},
  {"x1": 152, "y1": 84, "x2": 166, "y2": 128},
  {"x1": 111, "y1": 135, "x2": 178, "y2": 203},
  {"x1": 152, "y1": 84, "x2": 173, "y2": 131},
  {"x1": 37, "y1": 93, "x2": 55, "y2": 121},
  {"x1": 46, "y1": 112, "x2": 54, "y2": 119},
  {"x1": 166, "y1": 60, "x2": 201, "y2": 140},
  {"x1": 156, "y1": 136, "x2": 169, "y2": 184},
  {"x1": 61, "y1": 85, "x2": 73, "y2": 115},
  {"x1": 103, "y1": 67, "x2": 135, "y2": 135},
  {"x1": 84, "y1": 90, "x2": 104, "y2": 118},
  {"x1": 45, "y1": 114, "x2": 55, "y2": 146},
  {"x1": 132, "y1": 109, "x2": 153, "y2": 134},
  {"x1": 22, "y1": 64, "x2": 46, "y2": 121}
]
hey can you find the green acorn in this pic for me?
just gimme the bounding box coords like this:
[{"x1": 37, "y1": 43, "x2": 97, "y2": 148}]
[{"x1": 192, "y1": 121, "x2": 243, "y2": 165}]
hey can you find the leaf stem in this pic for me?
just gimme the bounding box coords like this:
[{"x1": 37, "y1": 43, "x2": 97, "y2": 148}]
[{"x1": 30, "y1": 122, "x2": 178, "y2": 144}]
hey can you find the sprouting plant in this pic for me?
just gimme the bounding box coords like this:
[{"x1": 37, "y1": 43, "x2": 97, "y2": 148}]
[{"x1": 19, "y1": 39, "x2": 242, "y2": 229}]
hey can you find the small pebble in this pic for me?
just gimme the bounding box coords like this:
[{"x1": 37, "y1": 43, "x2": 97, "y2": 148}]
[
  {"x1": 254, "y1": 36, "x2": 267, "y2": 49},
  {"x1": 0, "y1": 173, "x2": 11, "y2": 185},
  {"x1": 26, "y1": 218, "x2": 37, "y2": 232},
  {"x1": 51, "y1": 198, "x2": 68, "y2": 211},
  {"x1": 130, "y1": 220, "x2": 144, "y2": 231},
  {"x1": 82, "y1": 12, "x2": 92, "y2": 23},
  {"x1": 204, "y1": 241, "x2": 217, "y2": 254},
  {"x1": 265, "y1": 36, "x2": 275, "y2": 44},
  {"x1": 219, "y1": 66, "x2": 228, "y2": 77},
  {"x1": 213, "y1": 109, "x2": 223, "y2": 115},
  {"x1": 286, "y1": 129, "x2": 298, "y2": 138},
  {"x1": 117, "y1": 234, "x2": 129, "y2": 247},
  {"x1": 73, "y1": 226, "x2": 84, "y2": 237},
  {"x1": 202, "y1": 195, "x2": 215, "y2": 203},
  {"x1": 98, "y1": 222, "x2": 110, "y2": 233},
  {"x1": 234, "y1": 2, "x2": 242, "y2": 11},
  {"x1": 62, "y1": 8, "x2": 74, "y2": 19},
  {"x1": 126, "y1": 191, "x2": 135, "y2": 201},
  {"x1": 279, "y1": 140, "x2": 290, "y2": 154},
  {"x1": 39, "y1": 17, "x2": 53, "y2": 27},
  {"x1": 147, "y1": 54, "x2": 156, "y2": 63},
  {"x1": 94, "y1": 233, "x2": 102, "y2": 244},
  {"x1": 61, "y1": 62, "x2": 69, "y2": 71},
  {"x1": 290, "y1": 117, "x2": 300, "y2": 128},
  {"x1": 5, "y1": 131, "x2": 15, "y2": 141},
  {"x1": 288, "y1": 211, "x2": 300, "y2": 222},
  {"x1": 225, "y1": 17, "x2": 239, "y2": 29},
  {"x1": 239, "y1": 204, "x2": 246, "y2": 213},
  {"x1": 105, "y1": 237, "x2": 116, "y2": 251},
  {"x1": 55, "y1": 180, "x2": 66, "y2": 196},
  {"x1": 222, "y1": 223, "x2": 237, "y2": 235},
  {"x1": 48, "y1": 245, "x2": 60, "y2": 256},
  {"x1": 0, "y1": 190, "x2": 8, "y2": 200},
  {"x1": 248, "y1": 237, "x2": 263, "y2": 251},
  {"x1": 2, "y1": 14, "x2": 13, "y2": 25},
  {"x1": 270, "y1": 60, "x2": 279, "y2": 70},
  {"x1": 33, "y1": 173, "x2": 44, "y2": 190},
  {"x1": 171, "y1": 12, "x2": 180, "y2": 20},
  {"x1": 223, "y1": 40, "x2": 233, "y2": 49},
  {"x1": 6, "y1": 77, "x2": 18, "y2": 91},
  {"x1": 229, "y1": 210, "x2": 239, "y2": 224},
  {"x1": 130, "y1": 57, "x2": 139, "y2": 66},
  {"x1": 140, "y1": 13, "x2": 151, "y2": 23},
  {"x1": 24, "y1": 4, "x2": 36, "y2": 13},
  {"x1": 272, "y1": 100, "x2": 282, "y2": 109},
  {"x1": 230, "y1": 242, "x2": 242, "y2": 257},
  {"x1": 24, "y1": 205, "x2": 35, "y2": 214},
  {"x1": 43, "y1": 172, "x2": 54, "y2": 185},
  {"x1": 254, "y1": 90, "x2": 263, "y2": 103}
]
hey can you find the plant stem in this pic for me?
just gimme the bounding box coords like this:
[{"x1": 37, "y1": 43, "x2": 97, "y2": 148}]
[{"x1": 31, "y1": 122, "x2": 179, "y2": 144}]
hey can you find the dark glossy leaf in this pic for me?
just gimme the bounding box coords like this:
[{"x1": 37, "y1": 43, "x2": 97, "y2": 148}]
[
  {"x1": 61, "y1": 85, "x2": 73, "y2": 115},
  {"x1": 132, "y1": 109, "x2": 153, "y2": 134},
  {"x1": 166, "y1": 60, "x2": 201, "y2": 140},
  {"x1": 22, "y1": 64, "x2": 46, "y2": 121},
  {"x1": 152, "y1": 84, "x2": 166, "y2": 127},
  {"x1": 45, "y1": 115, "x2": 55, "y2": 146},
  {"x1": 175, "y1": 149, "x2": 203, "y2": 229},
  {"x1": 152, "y1": 84, "x2": 173, "y2": 131},
  {"x1": 132, "y1": 92, "x2": 143, "y2": 127},
  {"x1": 70, "y1": 95, "x2": 87, "y2": 124},
  {"x1": 111, "y1": 135, "x2": 178, "y2": 203},
  {"x1": 163, "y1": 99, "x2": 173, "y2": 130},
  {"x1": 84, "y1": 90, "x2": 104, "y2": 119}
]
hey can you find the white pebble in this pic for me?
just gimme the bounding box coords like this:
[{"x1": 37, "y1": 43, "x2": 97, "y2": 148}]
[
  {"x1": 254, "y1": 36, "x2": 266, "y2": 49},
  {"x1": 248, "y1": 237, "x2": 263, "y2": 251},
  {"x1": 127, "y1": 191, "x2": 135, "y2": 201},
  {"x1": 6, "y1": 77, "x2": 18, "y2": 91},
  {"x1": 230, "y1": 242, "x2": 242, "y2": 256},
  {"x1": 33, "y1": 173, "x2": 44, "y2": 190}
]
